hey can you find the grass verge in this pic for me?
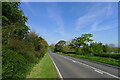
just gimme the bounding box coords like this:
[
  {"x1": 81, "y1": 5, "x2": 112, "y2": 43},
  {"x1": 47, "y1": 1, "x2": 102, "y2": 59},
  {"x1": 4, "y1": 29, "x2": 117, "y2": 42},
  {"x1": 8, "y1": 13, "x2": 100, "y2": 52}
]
[
  {"x1": 26, "y1": 53, "x2": 58, "y2": 78},
  {"x1": 56, "y1": 52, "x2": 120, "y2": 67}
]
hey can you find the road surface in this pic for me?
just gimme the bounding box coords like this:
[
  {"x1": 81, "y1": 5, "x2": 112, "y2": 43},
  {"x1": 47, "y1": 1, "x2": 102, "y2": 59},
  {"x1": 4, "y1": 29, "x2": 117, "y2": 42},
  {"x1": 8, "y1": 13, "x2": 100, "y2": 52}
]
[{"x1": 48, "y1": 49, "x2": 120, "y2": 80}]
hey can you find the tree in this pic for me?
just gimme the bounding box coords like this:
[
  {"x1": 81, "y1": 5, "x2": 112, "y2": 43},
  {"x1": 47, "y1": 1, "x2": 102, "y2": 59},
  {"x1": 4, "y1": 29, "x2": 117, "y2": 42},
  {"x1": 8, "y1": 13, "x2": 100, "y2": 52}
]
[
  {"x1": 90, "y1": 42, "x2": 103, "y2": 54},
  {"x1": 49, "y1": 44, "x2": 55, "y2": 52},
  {"x1": 2, "y1": 2, "x2": 28, "y2": 26},
  {"x1": 105, "y1": 44, "x2": 118, "y2": 53},
  {"x1": 103, "y1": 44, "x2": 109, "y2": 53},
  {"x1": 81, "y1": 44, "x2": 91, "y2": 55},
  {"x1": 70, "y1": 34, "x2": 93, "y2": 54},
  {"x1": 2, "y1": 2, "x2": 29, "y2": 44},
  {"x1": 2, "y1": 2, "x2": 48, "y2": 79},
  {"x1": 54, "y1": 40, "x2": 66, "y2": 52},
  {"x1": 71, "y1": 33, "x2": 93, "y2": 48},
  {"x1": 49, "y1": 44, "x2": 55, "y2": 48}
]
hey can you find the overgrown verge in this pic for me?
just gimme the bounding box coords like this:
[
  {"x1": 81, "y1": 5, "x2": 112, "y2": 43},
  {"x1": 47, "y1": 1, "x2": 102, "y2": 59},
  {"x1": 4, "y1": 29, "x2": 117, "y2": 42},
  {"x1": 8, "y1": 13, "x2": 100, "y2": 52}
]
[
  {"x1": 2, "y1": 39, "x2": 48, "y2": 79},
  {"x1": 2, "y1": 2, "x2": 48, "y2": 79},
  {"x1": 56, "y1": 52, "x2": 120, "y2": 67},
  {"x1": 26, "y1": 53, "x2": 58, "y2": 79}
]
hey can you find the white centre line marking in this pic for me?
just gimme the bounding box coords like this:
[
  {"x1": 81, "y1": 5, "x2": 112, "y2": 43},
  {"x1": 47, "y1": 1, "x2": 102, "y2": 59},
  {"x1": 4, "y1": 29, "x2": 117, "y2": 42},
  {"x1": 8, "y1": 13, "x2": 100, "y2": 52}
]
[
  {"x1": 57, "y1": 54, "x2": 120, "y2": 79},
  {"x1": 94, "y1": 69, "x2": 103, "y2": 74},
  {"x1": 72, "y1": 60, "x2": 77, "y2": 62}
]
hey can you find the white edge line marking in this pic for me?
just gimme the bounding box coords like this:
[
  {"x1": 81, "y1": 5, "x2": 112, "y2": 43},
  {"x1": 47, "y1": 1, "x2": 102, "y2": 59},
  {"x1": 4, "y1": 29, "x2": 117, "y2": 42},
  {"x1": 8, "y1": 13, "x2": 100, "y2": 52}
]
[
  {"x1": 48, "y1": 53, "x2": 64, "y2": 80},
  {"x1": 57, "y1": 54, "x2": 120, "y2": 79}
]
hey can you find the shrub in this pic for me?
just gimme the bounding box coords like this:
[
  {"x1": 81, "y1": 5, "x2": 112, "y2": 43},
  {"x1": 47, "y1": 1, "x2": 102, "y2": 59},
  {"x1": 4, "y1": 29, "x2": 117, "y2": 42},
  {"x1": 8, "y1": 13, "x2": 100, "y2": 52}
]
[
  {"x1": 93, "y1": 53, "x2": 120, "y2": 59},
  {"x1": 2, "y1": 38, "x2": 48, "y2": 79},
  {"x1": 2, "y1": 2, "x2": 48, "y2": 79},
  {"x1": 2, "y1": 48, "x2": 28, "y2": 79}
]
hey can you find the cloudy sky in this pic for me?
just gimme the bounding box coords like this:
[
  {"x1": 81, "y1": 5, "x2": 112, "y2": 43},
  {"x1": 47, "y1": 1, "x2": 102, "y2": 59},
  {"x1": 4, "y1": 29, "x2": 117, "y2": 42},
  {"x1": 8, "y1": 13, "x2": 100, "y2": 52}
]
[{"x1": 21, "y1": 2, "x2": 118, "y2": 46}]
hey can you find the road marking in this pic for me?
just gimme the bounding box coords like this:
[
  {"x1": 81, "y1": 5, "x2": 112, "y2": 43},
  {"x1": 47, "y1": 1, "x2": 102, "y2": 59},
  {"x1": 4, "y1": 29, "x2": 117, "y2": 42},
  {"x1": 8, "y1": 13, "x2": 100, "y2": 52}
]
[
  {"x1": 94, "y1": 69, "x2": 103, "y2": 74},
  {"x1": 63, "y1": 57, "x2": 67, "y2": 59},
  {"x1": 57, "y1": 54, "x2": 120, "y2": 79},
  {"x1": 48, "y1": 53, "x2": 64, "y2": 80},
  {"x1": 72, "y1": 60, "x2": 77, "y2": 62}
]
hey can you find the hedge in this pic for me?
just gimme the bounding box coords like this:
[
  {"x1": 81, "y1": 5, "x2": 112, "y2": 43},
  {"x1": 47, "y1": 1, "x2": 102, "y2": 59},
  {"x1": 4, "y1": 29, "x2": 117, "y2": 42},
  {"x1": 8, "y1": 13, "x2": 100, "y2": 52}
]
[
  {"x1": 2, "y1": 48, "x2": 28, "y2": 79},
  {"x1": 93, "y1": 53, "x2": 120, "y2": 59}
]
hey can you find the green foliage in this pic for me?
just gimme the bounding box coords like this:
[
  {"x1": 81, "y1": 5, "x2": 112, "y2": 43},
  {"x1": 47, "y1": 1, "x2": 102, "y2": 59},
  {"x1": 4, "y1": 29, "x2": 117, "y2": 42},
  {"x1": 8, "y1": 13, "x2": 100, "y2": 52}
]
[
  {"x1": 62, "y1": 45, "x2": 75, "y2": 53},
  {"x1": 103, "y1": 44, "x2": 108, "y2": 52},
  {"x1": 54, "y1": 40, "x2": 66, "y2": 52},
  {"x1": 26, "y1": 32, "x2": 48, "y2": 57},
  {"x1": 2, "y1": 2, "x2": 29, "y2": 44},
  {"x1": 70, "y1": 33, "x2": 93, "y2": 48},
  {"x1": 53, "y1": 33, "x2": 119, "y2": 61},
  {"x1": 81, "y1": 44, "x2": 91, "y2": 55},
  {"x1": 118, "y1": 48, "x2": 120, "y2": 52},
  {"x1": 59, "y1": 33, "x2": 93, "y2": 55},
  {"x1": 107, "y1": 46, "x2": 118, "y2": 53},
  {"x1": 2, "y1": 2, "x2": 27, "y2": 26},
  {"x1": 49, "y1": 44, "x2": 55, "y2": 52},
  {"x1": 2, "y1": 48, "x2": 27, "y2": 79},
  {"x1": 90, "y1": 42, "x2": 104, "y2": 54},
  {"x1": 2, "y1": 37, "x2": 48, "y2": 79},
  {"x1": 2, "y1": 2, "x2": 48, "y2": 79},
  {"x1": 93, "y1": 53, "x2": 120, "y2": 59}
]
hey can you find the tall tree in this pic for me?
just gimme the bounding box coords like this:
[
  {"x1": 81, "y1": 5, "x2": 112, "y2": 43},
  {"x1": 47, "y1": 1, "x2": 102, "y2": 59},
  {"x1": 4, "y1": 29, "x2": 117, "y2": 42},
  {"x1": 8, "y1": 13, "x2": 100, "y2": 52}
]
[
  {"x1": 2, "y1": 2, "x2": 29, "y2": 43},
  {"x1": 70, "y1": 33, "x2": 93, "y2": 48}
]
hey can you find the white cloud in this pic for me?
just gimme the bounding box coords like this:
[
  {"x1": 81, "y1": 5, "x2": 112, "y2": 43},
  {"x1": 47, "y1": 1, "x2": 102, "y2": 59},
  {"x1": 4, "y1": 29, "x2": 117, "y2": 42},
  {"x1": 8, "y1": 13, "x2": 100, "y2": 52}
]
[
  {"x1": 75, "y1": 3, "x2": 116, "y2": 33},
  {"x1": 46, "y1": 4, "x2": 69, "y2": 37},
  {"x1": 92, "y1": 23, "x2": 117, "y2": 32}
]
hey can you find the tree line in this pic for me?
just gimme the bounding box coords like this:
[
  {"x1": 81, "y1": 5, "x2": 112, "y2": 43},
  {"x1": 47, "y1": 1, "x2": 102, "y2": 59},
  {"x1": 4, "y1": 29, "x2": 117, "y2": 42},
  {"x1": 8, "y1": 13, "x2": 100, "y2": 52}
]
[
  {"x1": 2, "y1": 2, "x2": 48, "y2": 79},
  {"x1": 50, "y1": 34, "x2": 120, "y2": 59}
]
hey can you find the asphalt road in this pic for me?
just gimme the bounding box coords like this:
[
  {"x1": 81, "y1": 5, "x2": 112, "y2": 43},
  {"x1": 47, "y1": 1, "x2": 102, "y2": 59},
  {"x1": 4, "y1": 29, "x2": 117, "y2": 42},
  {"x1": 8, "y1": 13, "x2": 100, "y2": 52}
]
[{"x1": 48, "y1": 49, "x2": 120, "y2": 79}]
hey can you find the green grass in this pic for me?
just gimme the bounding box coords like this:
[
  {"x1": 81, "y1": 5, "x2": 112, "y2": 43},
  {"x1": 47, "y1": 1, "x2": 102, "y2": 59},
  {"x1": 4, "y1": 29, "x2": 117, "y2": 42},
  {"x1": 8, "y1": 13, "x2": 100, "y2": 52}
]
[
  {"x1": 26, "y1": 53, "x2": 58, "y2": 78},
  {"x1": 57, "y1": 52, "x2": 120, "y2": 67}
]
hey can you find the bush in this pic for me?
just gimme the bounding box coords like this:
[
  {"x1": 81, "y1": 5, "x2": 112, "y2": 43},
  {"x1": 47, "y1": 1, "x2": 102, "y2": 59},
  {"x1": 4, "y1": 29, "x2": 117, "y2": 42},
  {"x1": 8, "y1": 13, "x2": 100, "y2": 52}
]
[
  {"x1": 6, "y1": 39, "x2": 36, "y2": 62},
  {"x1": 2, "y1": 48, "x2": 28, "y2": 79},
  {"x1": 2, "y1": 38, "x2": 48, "y2": 79},
  {"x1": 2, "y1": 2, "x2": 48, "y2": 79},
  {"x1": 93, "y1": 53, "x2": 120, "y2": 59}
]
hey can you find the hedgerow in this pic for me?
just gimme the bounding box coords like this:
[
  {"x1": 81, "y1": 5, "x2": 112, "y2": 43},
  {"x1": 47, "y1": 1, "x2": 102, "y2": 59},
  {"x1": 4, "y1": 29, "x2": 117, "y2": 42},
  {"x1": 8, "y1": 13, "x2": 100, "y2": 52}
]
[{"x1": 2, "y1": 2, "x2": 48, "y2": 79}]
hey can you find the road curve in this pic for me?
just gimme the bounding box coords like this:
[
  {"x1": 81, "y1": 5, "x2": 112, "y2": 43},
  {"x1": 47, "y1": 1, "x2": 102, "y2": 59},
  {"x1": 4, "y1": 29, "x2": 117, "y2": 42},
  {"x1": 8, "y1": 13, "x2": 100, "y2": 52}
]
[{"x1": 48, "y1": 49, "x2": 120, "y2": 79}]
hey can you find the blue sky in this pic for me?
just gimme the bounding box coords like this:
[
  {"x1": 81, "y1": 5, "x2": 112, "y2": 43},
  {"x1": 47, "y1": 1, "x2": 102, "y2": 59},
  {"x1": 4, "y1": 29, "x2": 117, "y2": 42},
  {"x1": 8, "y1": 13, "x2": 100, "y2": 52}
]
[{"x1": 21, "y1": 2, "x2": 118, "y2": 46}]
